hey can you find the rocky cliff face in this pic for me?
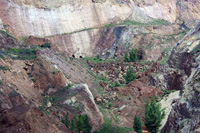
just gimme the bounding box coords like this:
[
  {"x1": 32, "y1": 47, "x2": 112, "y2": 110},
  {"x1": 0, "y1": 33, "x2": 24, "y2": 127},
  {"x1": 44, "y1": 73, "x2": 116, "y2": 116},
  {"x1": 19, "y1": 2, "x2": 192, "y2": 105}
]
[
  {"x1": 0, "y1": 0, "x2": 131, "y2": 37},
  {"x1": 162, "y1": 23, "x2": 200, "y2": 132},
  {"x1": 0, "y1": 0, "x2": 200, "y2": 58}
]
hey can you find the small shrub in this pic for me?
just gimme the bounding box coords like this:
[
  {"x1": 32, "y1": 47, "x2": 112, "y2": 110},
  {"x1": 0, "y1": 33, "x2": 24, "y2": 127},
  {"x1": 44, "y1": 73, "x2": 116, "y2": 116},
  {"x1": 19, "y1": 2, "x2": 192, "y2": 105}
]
[
  {"x1": 108, "y1": 82, "x2": 122, "y2": 88},
  {"x1": 124, "y1": 52, "x2": 130, "y2": 62},
  {"x1": 130, "y1": 48, "x2": 138, "y2": 62},
  {"x1": 9, "y1": 90, "x2": 19, "y2": 97},
  {"x1": 106, "y1": 102, "x2": 113, "y2": 108},
  {"x1": 39, "y1": 105, "x2": 45, "y2": 111},
  {"x1": 124, "y1": 66, "x2": 137, "y2": 84},
  {"x1": 162, "y1": 89, "x2": 176, "y2": 97}
]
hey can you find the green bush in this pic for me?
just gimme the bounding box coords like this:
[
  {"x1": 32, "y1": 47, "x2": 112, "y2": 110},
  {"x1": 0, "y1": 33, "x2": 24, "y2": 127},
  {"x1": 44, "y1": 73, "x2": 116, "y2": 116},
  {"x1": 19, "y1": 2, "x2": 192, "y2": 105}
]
[
  {"x1": 162, "y1": 89, "x2": 176, "y2": 97},
  {"x1": 145, "y1": 97, "x2": 165, "y2": 133},
  {"x1": 108, "y1": 82, "x2": 122, "y2": 88},
  {"x1": 124, "y1": 66, "x2": 137, "y2": 84},
  {"x1": 124, "y1": 52, "x2": 130, "y2": 62},
  {"x1": 130, "y1": 48, "x2": 138, "y2": 62},
  {"x1": 62, "y1": 114, "x2": 70, "y2": 128},
  {"x1": 133, "y1": 116, "x2": 142, "y2": 133}
]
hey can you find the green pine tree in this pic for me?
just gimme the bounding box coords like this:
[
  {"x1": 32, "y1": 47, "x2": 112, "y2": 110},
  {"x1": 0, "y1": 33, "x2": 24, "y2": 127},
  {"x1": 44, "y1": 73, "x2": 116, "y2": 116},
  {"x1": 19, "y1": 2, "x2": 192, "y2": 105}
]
[
  {"x1": 130, "y1": 48, "x2": 138, "y2": 62},
  {"x1": 145, "y1": 97, "x2": 165, "y2": 133},
  {"x1": 124, "y1": 66, "x2": 137, "y2": 84},
  {"x1": 68, "y1": 114, "x2": 91, "y2": 133},
  {"x1": 70, "y1": 119, "x2": 75, "y2": 131},
  {"x1": 78, "y1": 115, "x2": 92, "y2": 133},
  {"x1": 124, "y1": 52, "x2": 130, "y2": 62},
  {"x1": 133, "y1": 116, "x2": 142, "y2": 133},
  {"x1": 71, "y1": 114, "x2": 79, "y2": 132},
  {"x1": 63, "y1": 114, "x2": 70, "y2": 128}
]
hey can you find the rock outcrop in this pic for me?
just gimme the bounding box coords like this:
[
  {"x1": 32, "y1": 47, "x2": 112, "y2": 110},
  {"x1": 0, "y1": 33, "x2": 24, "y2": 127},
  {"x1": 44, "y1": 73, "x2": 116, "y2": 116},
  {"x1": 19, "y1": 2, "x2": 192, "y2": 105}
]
[
  {"x1": 162, "y1": 23, "x2": 200, "y2": 132},
  {"x1": 0, "y1": 19, "x2": 3, "y2": 29},
  {"x1": 0, "y1": 0, "x2": 131, "y2": 37},
  {"x1": 69, "y1": 84, "x2": 104, "y2": 131}
]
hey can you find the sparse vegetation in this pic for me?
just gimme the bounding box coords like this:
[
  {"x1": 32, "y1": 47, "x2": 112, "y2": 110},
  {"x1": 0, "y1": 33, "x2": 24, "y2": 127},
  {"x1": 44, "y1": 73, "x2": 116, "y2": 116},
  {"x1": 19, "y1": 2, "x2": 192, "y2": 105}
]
[
  {"x1": 152, "y1": 72, "x2": 159, "y2": 77},
  {"x1": 162, "y1": 89, "x2": 176, "y2": 97},
  {"x1": 6, "y1": 48, "x2": 37, "y2": 60},
  {"x1": 9, "y1": 90, "x2": 19, "y2": 97},
  {"x1": 20, "y1": 36, "x2": 30, "y2": 40},
  {"x1": 106, "y1": 102, "x2": 113, "y2": 108},
  {"x1": 139, "y1": 60, "x2": 153, "y2": 65},
  {"x1": 0, "y1": 30, "x2": 16, "y2": 39},
  {"x1": 47, "y1": 18, "x2": 169, "y2": 38},
  {"x1": 84, "y1": 57, "x2": 116, "y2": 64},
  {"x1": 0, "y1": 43, "x2": 51, "y2": 60},
  {"x1": 0, "y1": 65, "x2": 9, "y2": 71},
  {"x1": 61, "y1": 84, "x2": 75, "y2": 91},
  {"x1": 97, "y1": 106, "x2": 134, "y2": 133},
  {"x1": 104, "y1": 19, "x2": 169, "y2": 28},
  {"x1": 141, "y1": 43, "x2": 154, "y2": 50},
  {"x1": 97, "y1": 115, "x2": 133, "y2": 133},
  {"x1": 159, "y1": 56, "x2": 170, "y2": 65},
  {"x1": 145, "y1": 97, "x2": 165, "y2": 133},
  {"x1": 0, "y1": 52, "x2": 5, "y2": 60},
  {"x1": 108, "y1": 82, "x2": 123, "y2": 88}
]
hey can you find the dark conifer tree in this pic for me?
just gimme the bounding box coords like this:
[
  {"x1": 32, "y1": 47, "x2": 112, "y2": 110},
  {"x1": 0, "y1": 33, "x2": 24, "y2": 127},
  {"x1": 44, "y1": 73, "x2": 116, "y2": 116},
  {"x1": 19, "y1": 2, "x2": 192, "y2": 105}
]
[{"x1": 145, "y1": 97, "x2": 165, "y2": 133}]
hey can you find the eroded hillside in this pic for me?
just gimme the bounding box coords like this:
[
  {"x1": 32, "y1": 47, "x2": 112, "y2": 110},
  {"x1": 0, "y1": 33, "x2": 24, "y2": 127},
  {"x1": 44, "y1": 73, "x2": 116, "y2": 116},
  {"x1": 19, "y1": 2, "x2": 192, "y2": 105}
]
[{"x1": 0, "y1": 0, "x2": 200, "y2": 133}]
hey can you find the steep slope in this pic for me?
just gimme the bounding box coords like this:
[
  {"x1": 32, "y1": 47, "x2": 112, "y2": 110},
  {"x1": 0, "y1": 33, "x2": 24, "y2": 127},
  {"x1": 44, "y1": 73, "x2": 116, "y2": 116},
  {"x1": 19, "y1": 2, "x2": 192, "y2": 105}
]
[
  {"x1": 0, "y1": 27, "x2": 167, "y2": 132},
  {"x1": 1, "y1": 0, "x2": 200, "y2": 132},
  {"x1": 0, "y1": 32, "x2": 104, "y2": 132},
  {"x1": 162, "y1": 23, "x2": 200, "y2": 132}
]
